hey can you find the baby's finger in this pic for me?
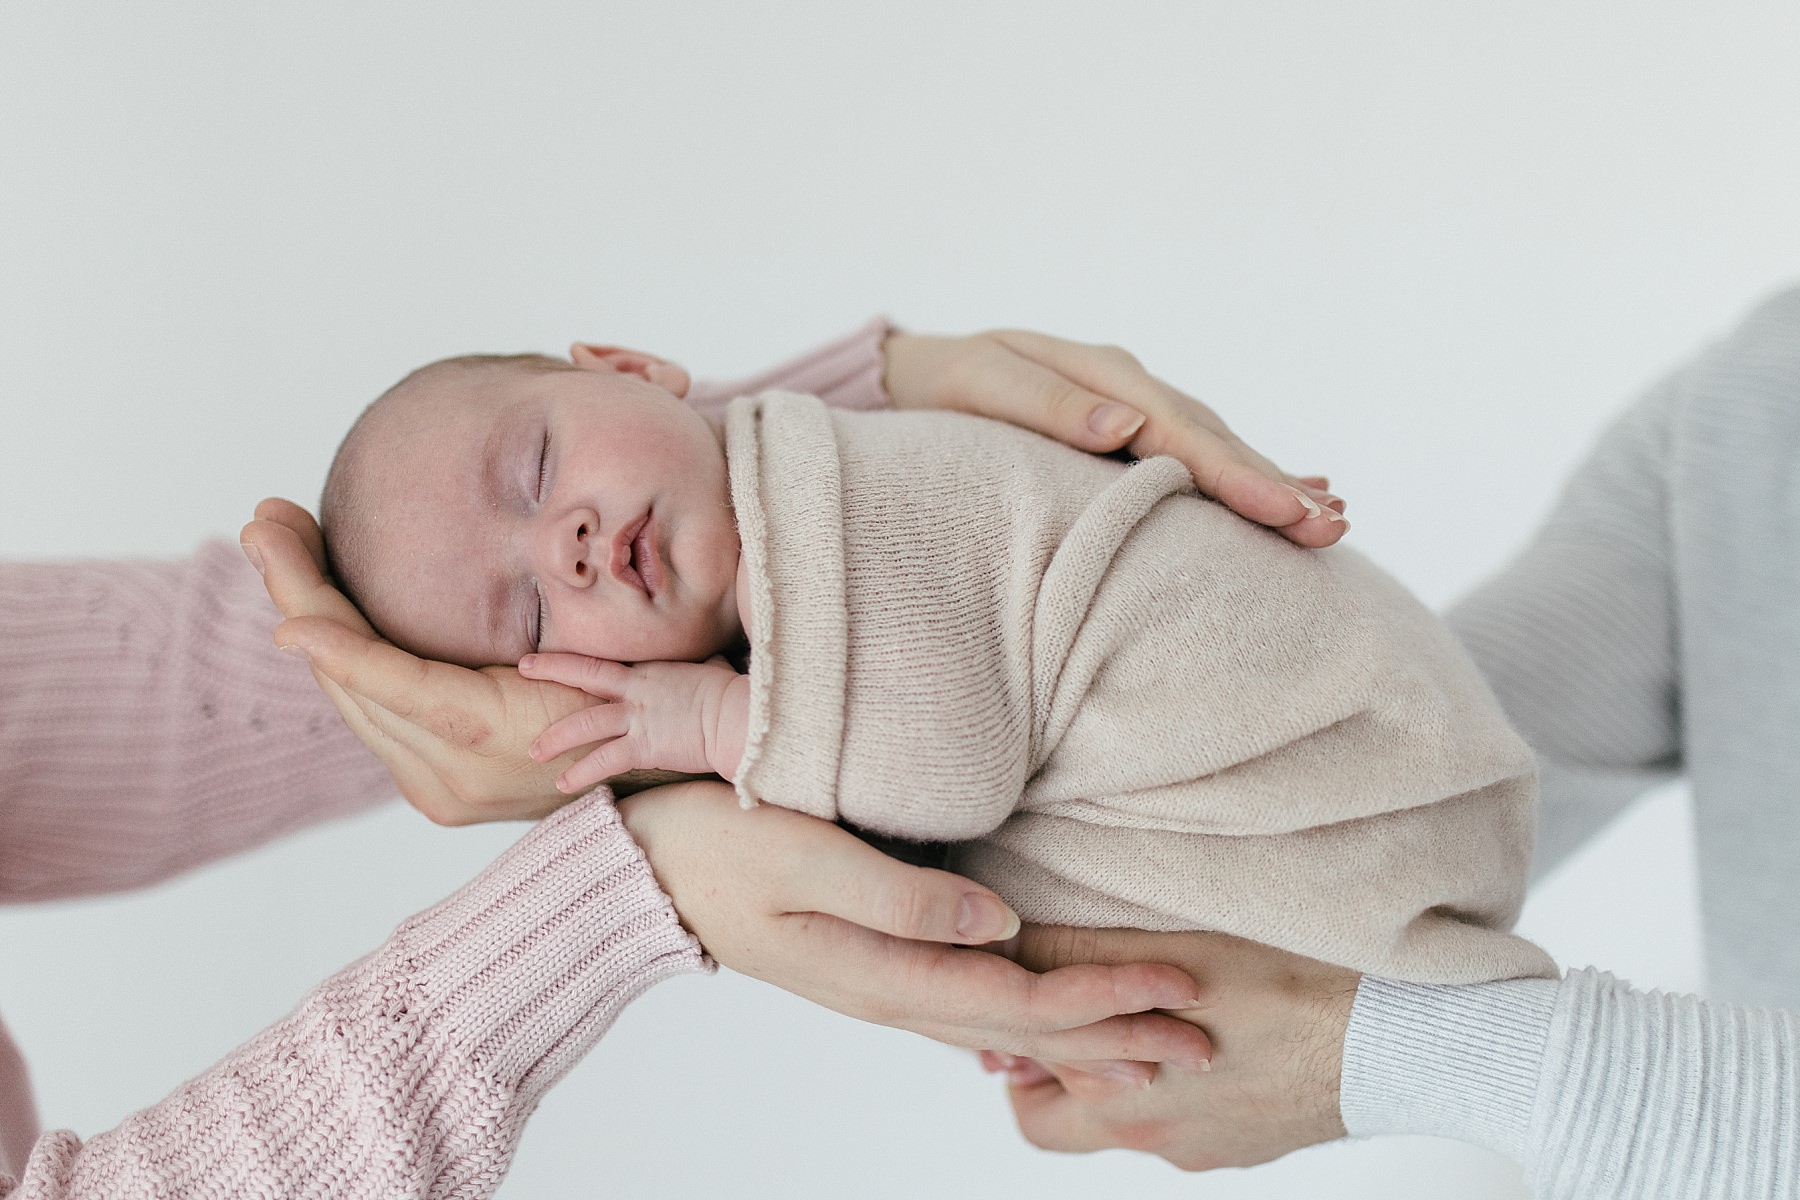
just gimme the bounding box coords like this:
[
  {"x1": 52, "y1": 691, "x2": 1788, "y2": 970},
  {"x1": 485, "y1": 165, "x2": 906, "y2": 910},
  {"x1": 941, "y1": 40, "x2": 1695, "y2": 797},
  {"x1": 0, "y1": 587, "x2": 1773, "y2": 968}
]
[
  {"x1": 558, "y1": 744, "x2": 630, "y2": 795},
  {"x1": 531, "y1": 702, "x2": 631, "y2": 762},
  {"x1": 518, "y1": 652, "x2": 634, "y2": 697}
]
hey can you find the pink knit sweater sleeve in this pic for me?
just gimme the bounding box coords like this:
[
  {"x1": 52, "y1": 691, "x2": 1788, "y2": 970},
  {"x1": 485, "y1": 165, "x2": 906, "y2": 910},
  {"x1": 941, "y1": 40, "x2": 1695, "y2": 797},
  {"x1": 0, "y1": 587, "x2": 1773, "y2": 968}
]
[
  {"x1": 0, "y1": 541, "x2": 395, "y2": 902},
  {"x1": 0, "y1": 320, "x2": 891, "y2": 905},
  {"x1": 684, "y1": 318, "x2": 894, "y2": 420},
  {"x1": 3, "y1": 793, "x2": 706, "y2": 1198}
]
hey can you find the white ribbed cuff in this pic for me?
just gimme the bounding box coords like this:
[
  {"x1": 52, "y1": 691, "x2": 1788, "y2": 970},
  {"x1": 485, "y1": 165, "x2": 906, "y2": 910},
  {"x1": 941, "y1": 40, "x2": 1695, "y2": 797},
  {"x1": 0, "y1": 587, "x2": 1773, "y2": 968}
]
[{"x1": 1340, "y1": 973, "x2": 1559, "y2": 1161}]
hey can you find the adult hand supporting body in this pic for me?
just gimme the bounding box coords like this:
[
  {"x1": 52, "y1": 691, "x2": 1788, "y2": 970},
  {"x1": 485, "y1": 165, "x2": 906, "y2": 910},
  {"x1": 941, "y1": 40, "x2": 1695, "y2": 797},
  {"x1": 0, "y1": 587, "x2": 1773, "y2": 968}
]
[
  {"x1": 994, "y1": 927, "x2": 1361, "y2": 1170},
  {"x1": 882, "y1": 329, "x2": 1347, "y2": 548},
  {"x1": 240, "y1": 327, "x2": 1346, "y2": 1074},
  {"x1": 242, "y1": 498, "x2": 1213, "y2": 1071},
  {"x1": 244, "y1": 328, "x2": 1343, "y2": 825}
]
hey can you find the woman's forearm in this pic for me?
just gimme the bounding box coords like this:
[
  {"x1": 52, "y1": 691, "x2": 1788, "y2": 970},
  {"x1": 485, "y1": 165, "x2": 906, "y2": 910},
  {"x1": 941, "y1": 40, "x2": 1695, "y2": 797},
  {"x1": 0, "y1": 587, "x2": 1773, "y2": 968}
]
[
  {"x1": 683, "y1": 318, "x2": 893, "y2": 419},
  {"x1": 1342, "y1": 969, "x2": 1800, "y2": 1199},
  {"x1": 4, "y1": 795, "x2": 705, "y2": 1198},
  {"x1": 0, "y1": 542, "x2": 393, "y2": 902}
]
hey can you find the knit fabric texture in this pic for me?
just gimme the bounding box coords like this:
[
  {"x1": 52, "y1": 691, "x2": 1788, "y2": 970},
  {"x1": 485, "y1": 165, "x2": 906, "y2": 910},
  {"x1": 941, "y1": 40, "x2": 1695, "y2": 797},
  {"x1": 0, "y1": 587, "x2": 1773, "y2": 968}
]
[
  {"x1": 727, "y1": 392, "x2": 1552, "y2": 984},
  {"x1": 1338, "y1": 287, "x2": 1800, "y2": 1195},
  {"x1": 0, "y1": 323, "x2": 890, "y2": 1196},
  {"x1": 2, "y1": 795, "x2": 704, "y2": 1198}
]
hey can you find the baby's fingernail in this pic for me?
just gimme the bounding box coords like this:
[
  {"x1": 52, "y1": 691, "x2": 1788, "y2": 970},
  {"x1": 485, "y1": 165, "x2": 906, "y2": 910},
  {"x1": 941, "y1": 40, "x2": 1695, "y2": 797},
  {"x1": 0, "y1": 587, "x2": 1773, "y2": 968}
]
[
  {"x1": 519, "y1": 654, "x2": 537, "y2": 671},
  {"x1": 1287, "y1": 485, "x2": 1324, "y2": 521},
  {"x1": 956, "y1": 893, "x2": 1021, "y2": 942},
  {"x1": 1088, "y1": 403, "x2": 1145, "y2": 442},
  {"x1": 277, "y1": 642, "x2": 309, "y2": 658},
  {"x1": 239, "y1": 542, "x2": 265, "y2": 576},
  {"x1": 1324, "y1": 508, "x2": 1348, "y2": 524}
]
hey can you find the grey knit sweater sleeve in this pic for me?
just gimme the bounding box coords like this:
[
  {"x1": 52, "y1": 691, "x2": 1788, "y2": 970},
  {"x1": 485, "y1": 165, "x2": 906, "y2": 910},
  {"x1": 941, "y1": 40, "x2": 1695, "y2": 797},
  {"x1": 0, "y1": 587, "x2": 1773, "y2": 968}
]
[
  {"x1": 1340, "y1": 287, "x2": 1800, "y2": 1194},
  {"x1": 1445, "y1": 369, "x2": 1684, "y2": 878},
  {"x1": 1344, "y1": 970, "x2": 1800, "y2": 1197}
]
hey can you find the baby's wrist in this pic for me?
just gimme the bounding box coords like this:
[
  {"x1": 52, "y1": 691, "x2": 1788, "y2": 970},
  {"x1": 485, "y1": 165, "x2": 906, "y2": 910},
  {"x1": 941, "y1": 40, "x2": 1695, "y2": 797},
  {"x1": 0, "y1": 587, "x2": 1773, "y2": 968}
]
[{"x1": 708, "y1": 673, "x2": 751, "y2": 781}]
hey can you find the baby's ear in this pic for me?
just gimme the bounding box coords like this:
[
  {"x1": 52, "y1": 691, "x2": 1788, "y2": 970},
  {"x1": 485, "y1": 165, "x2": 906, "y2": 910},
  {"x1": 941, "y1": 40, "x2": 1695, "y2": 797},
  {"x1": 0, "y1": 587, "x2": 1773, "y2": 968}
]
[{"x1": 569, "y1": 343, "x2": 691, "y2": 399}]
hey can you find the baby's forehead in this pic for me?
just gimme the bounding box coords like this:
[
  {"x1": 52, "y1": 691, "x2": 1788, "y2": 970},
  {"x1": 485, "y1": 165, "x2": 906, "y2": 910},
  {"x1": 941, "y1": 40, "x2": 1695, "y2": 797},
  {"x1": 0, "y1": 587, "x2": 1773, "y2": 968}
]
[{"x1": 368, "y1": 362, "x2": 545, "y2": 450}]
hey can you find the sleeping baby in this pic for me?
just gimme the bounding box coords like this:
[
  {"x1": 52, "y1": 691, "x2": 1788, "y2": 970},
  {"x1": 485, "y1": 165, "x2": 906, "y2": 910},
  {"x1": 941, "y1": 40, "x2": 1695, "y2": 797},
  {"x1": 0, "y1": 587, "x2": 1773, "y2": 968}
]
[{"x1": 320, "y1": 347, "x2": 1554, "y2": 985}]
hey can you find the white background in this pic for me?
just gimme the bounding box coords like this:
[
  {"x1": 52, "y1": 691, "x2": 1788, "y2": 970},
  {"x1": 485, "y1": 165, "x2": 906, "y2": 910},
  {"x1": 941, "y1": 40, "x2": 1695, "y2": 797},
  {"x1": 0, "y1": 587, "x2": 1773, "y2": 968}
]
[{"x1": 3, "y1": 3, "x2": 1798, "y2": 1196}]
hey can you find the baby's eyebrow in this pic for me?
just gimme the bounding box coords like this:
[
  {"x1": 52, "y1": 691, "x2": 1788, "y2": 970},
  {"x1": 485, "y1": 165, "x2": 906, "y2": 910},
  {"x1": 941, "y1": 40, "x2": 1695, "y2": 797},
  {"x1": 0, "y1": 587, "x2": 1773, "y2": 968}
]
[{"x1": 477, "y1": 415, "x2": 510, "y2": 511}]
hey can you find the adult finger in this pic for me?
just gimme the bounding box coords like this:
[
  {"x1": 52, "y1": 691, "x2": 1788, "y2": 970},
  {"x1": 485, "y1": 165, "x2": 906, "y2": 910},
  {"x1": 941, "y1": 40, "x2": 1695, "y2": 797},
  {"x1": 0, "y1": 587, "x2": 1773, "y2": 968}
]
[
  {"x1": 1039, "y1": 1057, "x2": 1165, "y2": 1097},
  {"x1": 984, "y1": 332, "x2": 1347, "y2": 545},
  {"x1": 241, "y1": 518, "x2": 377, "y2": 635},
  {"x1": 1007, "y1": 1077, "x2": 1114, "y2": 1155},
  {"x1": 276, "y1": 615, "x2": 457, "y2": 726},
  {"x1": 821, "y1": 930, "x2": 1209, "y2": 1061},
  {"x1": 771, "y1": 825, "x2": 1020, "y2": 945},
  {"x1": 958, "y1": 345, "x2": 1149, "y2": 454},
  {"x1": 253, "y1": 496, "x2": 329, "y2": 573}
]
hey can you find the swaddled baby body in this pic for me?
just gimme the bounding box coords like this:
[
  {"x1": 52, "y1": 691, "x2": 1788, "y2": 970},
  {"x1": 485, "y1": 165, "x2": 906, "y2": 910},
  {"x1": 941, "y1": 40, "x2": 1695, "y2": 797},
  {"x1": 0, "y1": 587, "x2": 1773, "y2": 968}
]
[{"x1": 323, "y1": 347, "x2": 1553, "y2": 984}]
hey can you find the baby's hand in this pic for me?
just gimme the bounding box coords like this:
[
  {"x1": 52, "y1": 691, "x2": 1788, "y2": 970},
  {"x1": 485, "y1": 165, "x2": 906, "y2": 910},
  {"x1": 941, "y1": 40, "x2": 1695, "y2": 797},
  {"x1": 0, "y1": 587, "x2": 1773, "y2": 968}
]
[{"x1": 519, "y1": 653, "x2": 750, "y2": 794}]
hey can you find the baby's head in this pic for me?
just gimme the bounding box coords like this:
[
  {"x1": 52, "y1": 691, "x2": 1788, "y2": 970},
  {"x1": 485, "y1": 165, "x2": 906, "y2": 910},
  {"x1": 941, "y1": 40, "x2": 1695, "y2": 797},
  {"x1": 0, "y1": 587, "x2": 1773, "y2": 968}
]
[{"x1": 322, "y1": 344, "x2": 743, "y2": 669}]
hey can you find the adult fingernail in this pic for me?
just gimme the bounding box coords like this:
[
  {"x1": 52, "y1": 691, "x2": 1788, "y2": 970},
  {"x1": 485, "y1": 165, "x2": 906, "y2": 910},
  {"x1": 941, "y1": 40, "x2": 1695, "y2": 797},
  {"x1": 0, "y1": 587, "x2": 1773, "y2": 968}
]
[
  {"x1": 956, "y1": 893, "x2": 1022, "y2": 942},
  {"x1": 1198, "y1": 1057, "x2": 1213, "y2": 1073},
  {"x1": 1088, "y1": 403, "x2": 1145, "y2": 442},
  {"x1": 240, "y1": 542, "x2": 265, "y2": 576},
  {"x1": 1287, "y1": 485, "x2": 1323, "y2": 521},
  {"x1": 1101, "y1": 1065, "x2": 1153, "y2": 1089},
  {"x1": 519, "y1": 654, "x2": 537, "y2": 671}
]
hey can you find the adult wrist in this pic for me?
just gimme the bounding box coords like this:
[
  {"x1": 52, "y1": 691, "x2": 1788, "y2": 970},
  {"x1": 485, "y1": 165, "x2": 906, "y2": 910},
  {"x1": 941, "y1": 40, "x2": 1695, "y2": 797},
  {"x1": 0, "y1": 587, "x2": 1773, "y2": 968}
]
[{"x1": 1339, "y1": 972, "x2": 1559, "y2": 1161}]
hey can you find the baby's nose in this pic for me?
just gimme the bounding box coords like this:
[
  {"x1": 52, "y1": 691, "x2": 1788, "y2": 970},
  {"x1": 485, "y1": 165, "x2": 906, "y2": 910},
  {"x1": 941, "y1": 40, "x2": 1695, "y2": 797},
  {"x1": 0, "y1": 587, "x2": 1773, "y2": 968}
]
[{"x1": 539, "y1": 508, "x2": 601, "y2": 588}]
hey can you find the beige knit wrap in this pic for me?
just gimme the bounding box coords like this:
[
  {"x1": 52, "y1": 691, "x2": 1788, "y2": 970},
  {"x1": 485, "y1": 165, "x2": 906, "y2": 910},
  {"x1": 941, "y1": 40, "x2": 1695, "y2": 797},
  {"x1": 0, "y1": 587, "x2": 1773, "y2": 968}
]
[{"x1": 726, "y1": 392, "x2": 1553, "y2": 983}]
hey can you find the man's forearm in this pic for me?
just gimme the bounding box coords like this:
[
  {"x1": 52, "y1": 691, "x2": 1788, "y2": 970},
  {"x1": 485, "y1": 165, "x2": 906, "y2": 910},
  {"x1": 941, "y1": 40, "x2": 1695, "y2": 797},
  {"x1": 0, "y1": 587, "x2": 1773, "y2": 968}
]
[{"x1": 1342, "y1": 968, "x2": 1800, "y2": 1199}]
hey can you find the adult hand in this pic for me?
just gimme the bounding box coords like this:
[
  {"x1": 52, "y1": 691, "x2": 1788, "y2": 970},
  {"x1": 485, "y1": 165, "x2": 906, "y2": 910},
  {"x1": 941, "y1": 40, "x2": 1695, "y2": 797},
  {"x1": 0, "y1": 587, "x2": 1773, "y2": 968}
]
[
  {"x1": 995, "y1": 926, "x2": 1359, "y2": 1170},
  {"x1": 618, "y1": 782, "x2": 1215, "y2": 1073},
  {"x1": 882, "y1": 330, "x2": 1347, "y2": 548},
  {"x1": 240, "y1": 497, "x2": 595, "y2": 824}
]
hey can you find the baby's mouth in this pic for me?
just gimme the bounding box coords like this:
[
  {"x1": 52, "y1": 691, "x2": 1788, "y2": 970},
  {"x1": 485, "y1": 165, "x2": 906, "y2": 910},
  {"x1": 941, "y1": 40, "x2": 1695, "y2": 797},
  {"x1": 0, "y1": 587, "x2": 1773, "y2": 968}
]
[
  {"x1": 613, "y1": 510, "x2": 661, "y2": 599},
  {"x1": 633, "y1": 516, "x2": 662, "y2": 599}
]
